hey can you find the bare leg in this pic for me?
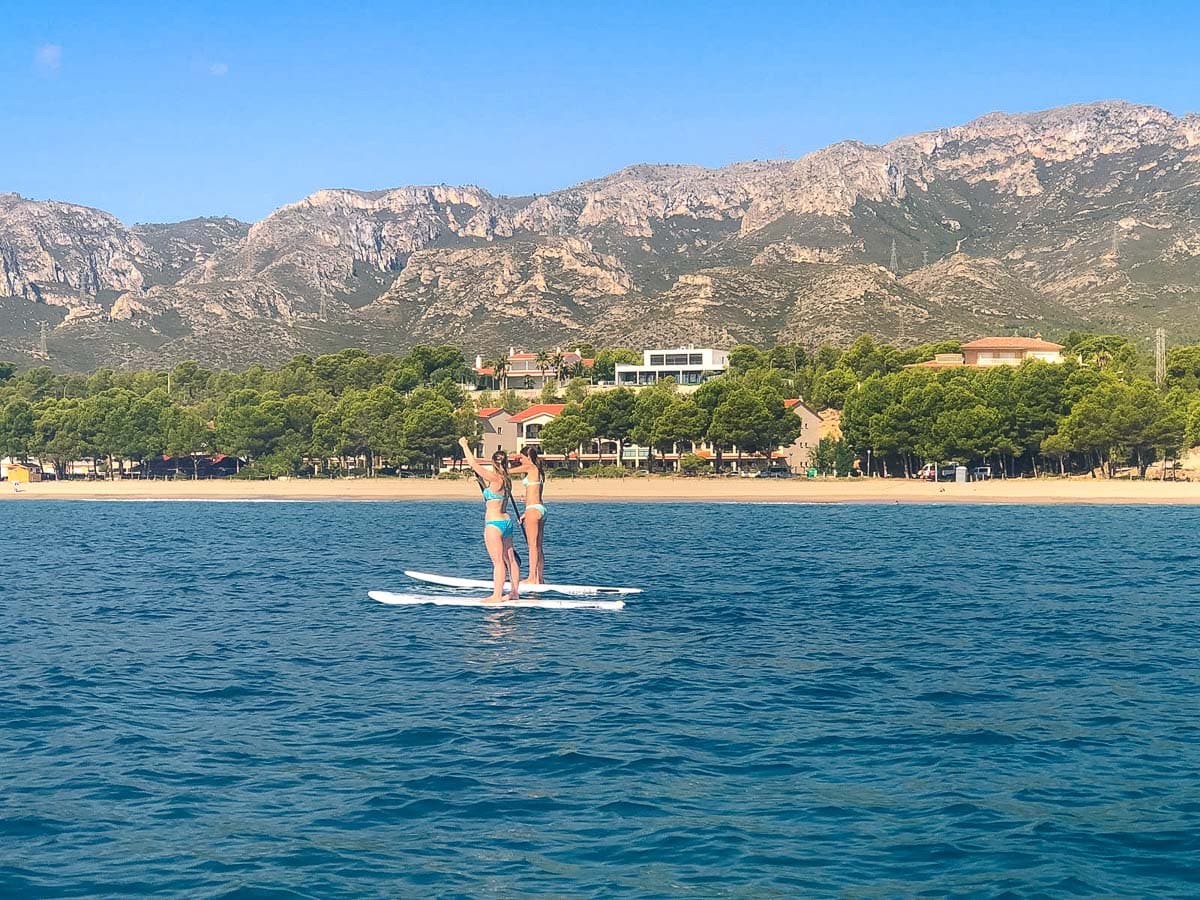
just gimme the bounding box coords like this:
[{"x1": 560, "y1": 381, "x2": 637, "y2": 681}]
[
  {"x1": 525, "y1": 513, "x2": 544, "y2": 585},
  {"x1": 524, "y1": 508, "x2": 546, "y2": 585},
  {"x1": 534, "y1": 514, "x2": 546, "y2": 584},
  {"x1": 526, "y1": 510, "x2": 546, "y2": 585},
  {"x1": 504, "y1": 538, "x2": 521, "y2": 600},
  {"x1": 482, "y1": 525, "x2": 506, "y2": 602}
]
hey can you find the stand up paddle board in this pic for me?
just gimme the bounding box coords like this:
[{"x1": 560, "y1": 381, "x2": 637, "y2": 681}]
[
  {"x1": 369, "y1": 590, "x2": 624, "y2": 611},
  {"x1": 404, "y1": 570, "x2": 641, "y2": 597}
]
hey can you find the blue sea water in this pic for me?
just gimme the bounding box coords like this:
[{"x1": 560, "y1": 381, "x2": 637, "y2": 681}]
[{"x1": 2, "y1": 500, "x2": 1198, "y2": 897}]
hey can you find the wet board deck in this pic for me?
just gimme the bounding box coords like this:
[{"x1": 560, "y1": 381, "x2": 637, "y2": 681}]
[
  {"x1": 404, "y1": 570, "x2": 641, "y2": 597},
  {"x1": 369, "y1": 590, "x2": 625, "y2": 611}
]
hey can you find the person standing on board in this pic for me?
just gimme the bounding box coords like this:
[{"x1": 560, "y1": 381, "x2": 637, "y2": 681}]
[
  {"x1": 457, "y1": 437, "x2": 521, "y2": 603},
  {"x1": 510, "y1": 447, "x2": 547, "y2": 585}
]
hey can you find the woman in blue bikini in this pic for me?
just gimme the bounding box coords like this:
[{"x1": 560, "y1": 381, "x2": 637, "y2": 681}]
[
  {"x1": 510, "y1": 447, "x2": 547, "y2": 585},
  {"x1": 458, "y1": 437, "x2": 521, "y2": 603}
]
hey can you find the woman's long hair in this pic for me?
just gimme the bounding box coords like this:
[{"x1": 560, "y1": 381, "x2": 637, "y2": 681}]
[
  {"x1": 490, "y1": 450, "x2": 512, "y2": 497},
  {"x1": 526, "y1": 446, "x2": 545, "y2": 489}
]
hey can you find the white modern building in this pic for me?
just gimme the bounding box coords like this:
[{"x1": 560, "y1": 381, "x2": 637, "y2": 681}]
[{"x1": 615, "y1": 348, "x2": 728, "y2": 387}]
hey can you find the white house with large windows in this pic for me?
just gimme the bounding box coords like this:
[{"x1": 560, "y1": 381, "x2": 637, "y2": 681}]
[{"x1": 615, "y1": 348, "x2": 728, "y2": 388}]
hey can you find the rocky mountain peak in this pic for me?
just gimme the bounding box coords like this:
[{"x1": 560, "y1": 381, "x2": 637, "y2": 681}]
[{"x1": 3, "y1": 99, "x2": 1200, "y2": 370}]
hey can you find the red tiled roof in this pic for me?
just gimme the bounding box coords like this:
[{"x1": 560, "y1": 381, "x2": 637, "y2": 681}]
[
  {"x1": 474, "y1": 366, "x2": 495, "y2": 376},
  {"x1": 960, "y1": 337, "x2": 1063, "y2": 351},
  {"x1": 510, "y1": 403, "x2": 566, "y2": 423},
  {"x1": 784, "y1": 398, "x2": 820, "y2": 414},
  {"x1": 509, "y1": 353, "x2": 538, "y2": 360},
  {"x1": 477, "y1": 407, "x2": 504, "y2": 418}
]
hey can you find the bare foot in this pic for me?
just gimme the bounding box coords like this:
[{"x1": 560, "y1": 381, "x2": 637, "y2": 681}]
[{"x1": 481, "y1": 595, "x2": 505, "y2": 603}]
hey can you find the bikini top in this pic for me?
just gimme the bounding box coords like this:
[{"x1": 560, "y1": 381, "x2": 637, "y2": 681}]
[
  {"x1": 522, "y1": 476, "x2": 542, "y2": 487},
  {"x1": 482, "y1": 484, "x2": 505, "y2": 501}
]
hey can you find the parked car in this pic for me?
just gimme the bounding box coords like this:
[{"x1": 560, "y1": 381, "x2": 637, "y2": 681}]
[
  {"x1": 755, "y1": 467, "x2": 794, "y2": 478},
  {"x1": 915, "y1": 463, "x2": 959, "y2": 481},
  {"x1": 972, "y1": 466, "x2": 992, "y2": 481}
]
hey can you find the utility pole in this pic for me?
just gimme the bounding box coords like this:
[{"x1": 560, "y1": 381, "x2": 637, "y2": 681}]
[
  {"x1": 922, "y1": 249, "x2": 929, "y2": 267},
  {"x1": 1155, "y1": 328, "x2": 1166, "y2": 387},
  {"x1": 1112, "y1": 223, "x2": 1120, "y2": 257},
  {"x1": 34, "y1": 322, "x2": 49, "y2": 360},
  {"x1": 889, "y1": 239, "x2": 898, "y2": 274}
]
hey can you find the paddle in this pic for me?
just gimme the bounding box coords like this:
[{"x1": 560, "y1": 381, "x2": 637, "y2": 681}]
[{"x1": 507, "y1": 485, "x2": 528, "y2": 556}]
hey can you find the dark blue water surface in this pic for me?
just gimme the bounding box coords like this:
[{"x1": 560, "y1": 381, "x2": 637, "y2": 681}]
[{"x1": 2, "y1": 501, "x2": 1199, "y2": 897}]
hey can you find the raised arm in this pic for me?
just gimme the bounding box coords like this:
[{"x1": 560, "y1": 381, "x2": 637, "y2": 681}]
[
  {"x1": 458, "y1": 437, "x2": 493, "y2": 481},
  {"x1": 507, "y1": 455, "x2": 534, "y2": 475}
]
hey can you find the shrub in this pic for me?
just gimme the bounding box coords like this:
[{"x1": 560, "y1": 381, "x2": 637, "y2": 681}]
[
  {"x1": 578, "y1": 464, "x2": 630, "y2": 478},
  {"x1": 679, "y1": 453, "x2": 711, "y2": 476}
]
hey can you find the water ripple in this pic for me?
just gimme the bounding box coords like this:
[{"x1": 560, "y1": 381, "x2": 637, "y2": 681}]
[{"x1": 2, "y1": 501, "x2": 1199, "y2": 895}]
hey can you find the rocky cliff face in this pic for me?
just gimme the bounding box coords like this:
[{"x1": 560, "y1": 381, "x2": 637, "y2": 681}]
[
  {"x1": 3, "y1": 100, "x2": 1200, "y2": 369},
  {"x1": 0, "y1": 193, "x2": 151, "y2": 317}
]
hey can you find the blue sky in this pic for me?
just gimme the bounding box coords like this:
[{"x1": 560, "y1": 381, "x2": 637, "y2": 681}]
[{"x1": 3, "y1": 0, "x2": 1198, "y2": 224}]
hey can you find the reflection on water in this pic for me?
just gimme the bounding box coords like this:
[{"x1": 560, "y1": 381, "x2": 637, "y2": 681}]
[{"x1": 483, "y1": 609, "x2": 518, "y2": 643}]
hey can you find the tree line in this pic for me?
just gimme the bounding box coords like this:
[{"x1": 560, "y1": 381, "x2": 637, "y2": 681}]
[
  {"x1": 3, "y1": 332, "x2": 1200, "y2": 478},
  {"x1": 0, "y1": 344, "x2": 804, "y2": 477}
]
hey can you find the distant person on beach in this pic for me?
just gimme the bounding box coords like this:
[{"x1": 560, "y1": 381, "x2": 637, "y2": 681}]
[
  {"x1": 510, "y1": 448, "x2": 547, "y2": 585},
  {"x1": 457, "y1": 437, "x2": 521, "y2": 603}
]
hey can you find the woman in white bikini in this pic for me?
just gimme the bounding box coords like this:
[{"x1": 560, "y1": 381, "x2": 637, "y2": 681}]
[{"x1": 510, "y1": 447, "x2": 547, "y2": 585}]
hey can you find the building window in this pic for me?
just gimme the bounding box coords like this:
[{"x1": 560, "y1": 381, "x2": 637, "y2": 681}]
[
  {"x1": 649, "y1": 354, "x2": 665, "y2": 366},
  {"x1": 689, "y1": 353, "x2": 703, "y2": 365},
  {"x1": 665, "y1": 353, "x2": 689, "y2": 365}
]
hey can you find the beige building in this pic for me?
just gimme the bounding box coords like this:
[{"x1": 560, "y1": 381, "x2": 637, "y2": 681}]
[
  {"x1": 476, "y1": 407, "x2": 517, "y2": 457},
  {"x1": 780, "y1": 399, "x2": 822, "y2": 471},
  {"x1": 906, "y1": 336, "x2": 1065, "y2": 370},
  {"x1": 474, "y1": 350, "x2": 592, "y2": 391},
  {"x1": 963, "y1": 336, "x2": 1064, "y2": 365}
]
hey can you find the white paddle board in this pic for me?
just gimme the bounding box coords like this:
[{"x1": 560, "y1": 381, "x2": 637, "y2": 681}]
[
  {"x1": 369, "y1": 590, "x2": 624, "y2": 611},
  {"x1": 404, "y1": 570, "x2": 641, "y2": 597}
]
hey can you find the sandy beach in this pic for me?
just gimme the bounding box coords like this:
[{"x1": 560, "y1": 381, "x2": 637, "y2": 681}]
[{"x1": 5, "y1": 475, "x2": 1200, "y2": 504}]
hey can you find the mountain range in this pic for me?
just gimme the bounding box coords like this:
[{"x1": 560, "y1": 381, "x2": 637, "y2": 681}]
[{"x1": 3, "y1": 100, "x2": 1200, "y2": 371}]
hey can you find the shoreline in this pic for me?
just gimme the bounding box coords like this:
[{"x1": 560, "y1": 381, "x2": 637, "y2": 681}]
[{"x1": 5, "y1": 476, "x2": 1200, "y2": 505}]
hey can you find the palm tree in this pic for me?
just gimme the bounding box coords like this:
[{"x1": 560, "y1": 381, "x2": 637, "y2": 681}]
[
  {"x1": 535, "y1": 351, "x2": 551, "y2": 382},
  {"x1": 491, "y1": 356, "x2": 508, "y2": 392},
  {"x1": 552, "y1": 352, "x2": 567, "y2": 384}
]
